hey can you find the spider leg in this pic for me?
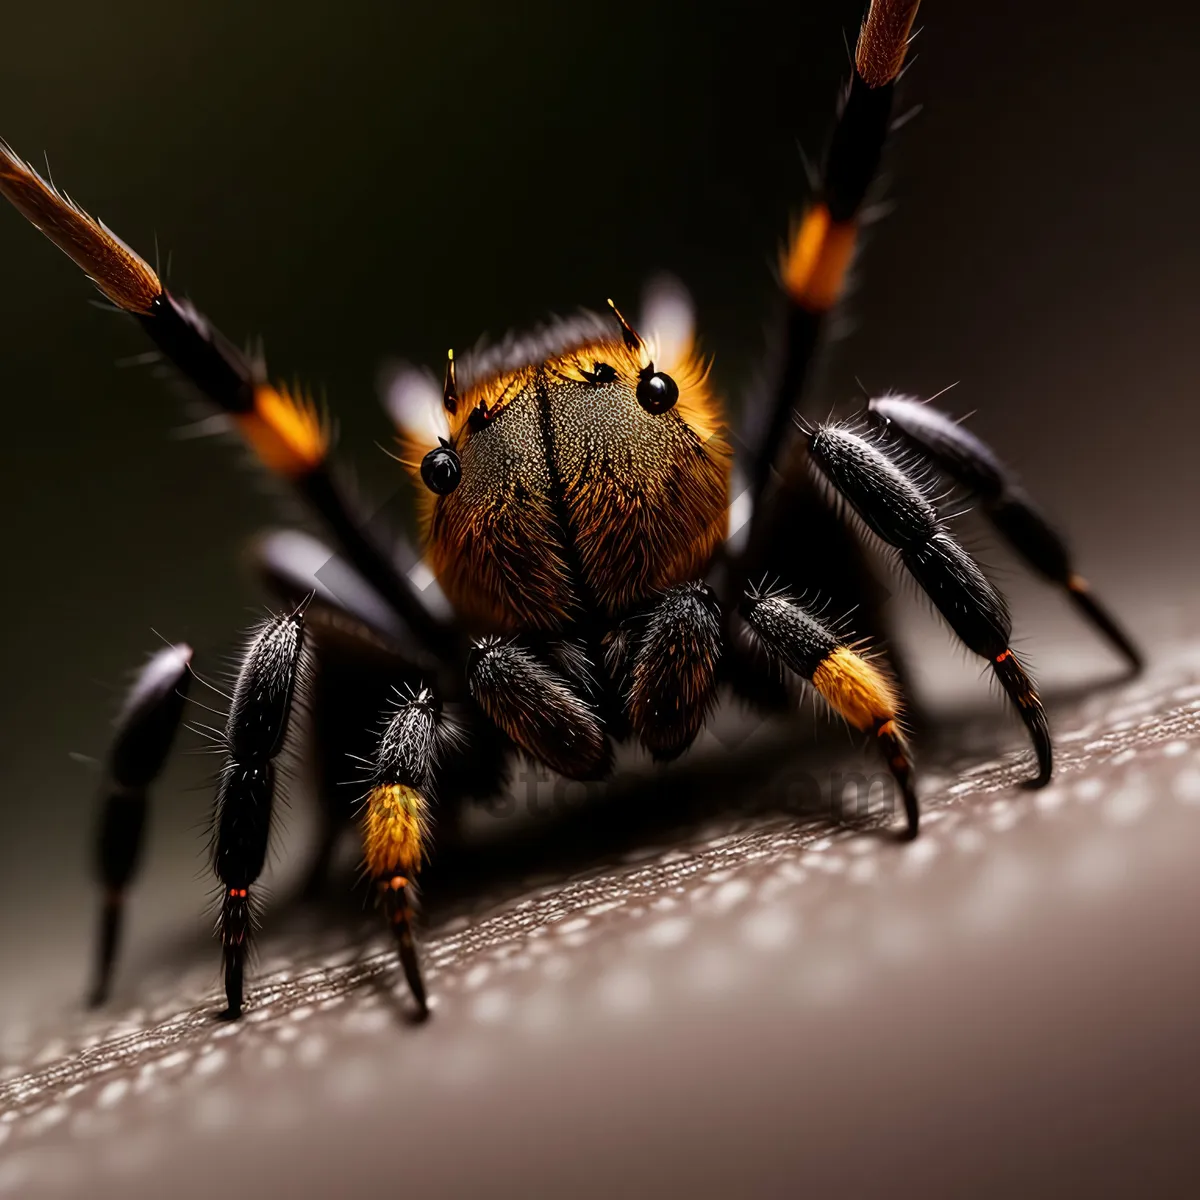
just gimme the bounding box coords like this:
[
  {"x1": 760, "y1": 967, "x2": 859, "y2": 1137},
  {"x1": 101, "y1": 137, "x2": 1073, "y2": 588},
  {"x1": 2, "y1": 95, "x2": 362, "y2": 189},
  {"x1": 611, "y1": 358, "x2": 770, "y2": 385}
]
[
  {"x1": 867, "y1": 393, "x2": 1143, "y2": 672},
  {"x1": 89, "y1": 643, "x2": 192, "y2": 1006},
  {"x1": 611, "y1": 581, "x2": 723, "y2": 762},
  {"x1": 254, "y1": 527, "x2": 446, "y2": 898},
  {"x1": 0, "y1": 142, "x2": 458, "y2": 664},
  {"x1": 468, "y1": 639, "x2": 612, "y2": 781},
  {"x1": 806, "y1": 421, "x2": 1053, "y2": 787},
  {"x1": 738, "y1": 587, "x2": 918, "y2": 838},
  {"x1": 361, "y1": 689, "x2": 511, "y2": 1017},
  {"x1": 213, "y1": 604, "x2": 308, "y2": 1019},
  {"x1": 254, "y1": 529, "x2": 507, "y2": 900},
  {"x1": 731, "y1": 2, "x2": 922, "y2": 656},
  {"x1": 747, "y1": 0, "x2": 922, "y2": 507},
  {"x1": 362, "y1": 687, "x2": 451, "y2": 1018}
]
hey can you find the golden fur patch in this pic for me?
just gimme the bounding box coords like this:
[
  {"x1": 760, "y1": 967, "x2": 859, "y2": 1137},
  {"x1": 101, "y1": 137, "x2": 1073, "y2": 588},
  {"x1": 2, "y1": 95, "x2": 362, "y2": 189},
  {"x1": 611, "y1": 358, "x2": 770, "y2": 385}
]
[
  {"x1": 361, "y1": 783, "x2": 427, "y2": 879},
  {"x1": 235, "y1": 384, "x2": 328, "y2": 479},
  {"x1": 811, "y1": 646, "x2": 900, "y2": 731}
]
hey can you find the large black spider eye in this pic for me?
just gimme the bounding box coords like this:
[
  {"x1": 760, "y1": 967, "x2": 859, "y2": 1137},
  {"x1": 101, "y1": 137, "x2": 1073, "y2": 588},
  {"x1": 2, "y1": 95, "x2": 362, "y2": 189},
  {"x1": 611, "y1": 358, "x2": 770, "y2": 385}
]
[
  {"x1": 420, "y1": 441, "x2": 461, "y2": 495},
  {"x1": 636, "y1": 370, "x2": 679, "y2": 415}
]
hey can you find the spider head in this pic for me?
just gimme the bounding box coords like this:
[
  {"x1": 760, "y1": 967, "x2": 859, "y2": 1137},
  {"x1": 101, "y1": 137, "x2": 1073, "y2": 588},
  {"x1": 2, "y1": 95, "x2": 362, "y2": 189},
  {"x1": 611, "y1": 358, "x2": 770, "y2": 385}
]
[{"x1": 394, "y1": 302, "x2": 731, "y2": 633}]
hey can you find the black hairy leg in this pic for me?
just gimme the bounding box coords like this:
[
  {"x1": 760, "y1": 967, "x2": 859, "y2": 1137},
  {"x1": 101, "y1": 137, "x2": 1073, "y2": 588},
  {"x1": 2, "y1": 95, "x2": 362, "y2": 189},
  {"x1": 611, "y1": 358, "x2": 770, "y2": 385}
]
[
  {"x1": 252, "y1": 528, "x2": 449, "y2": 899},
  {"x1": 89, "y1": 644, "x2": 193, "y2": 1006},
  {"x1": 468, "y1": 638, "x2": 611, "y2": 781},
  {"x1": 734, "y1": 1, "x2": 921, "y2": 664},
  {"x1": 0, "y1": 140, "x2": 457, "y2": 665},
  {"x1": 748, "y1": 0, "x2": 921, "y2": 506},
  {"x1": 614, "y1": 581, "x2": 723, "y2": 762},
  {"x1": 805, "y1": 421, "x2": 1053, "y2": 788},
  {"x1": 252, "y1": 528, "x2": 510, "y2": 896},
  {"x1": 868, "y1": 393, "x2": 1142, "y2": 672},
  {"x1": 361, "y1": 687, "x2": 450, "y2": 1018},
  {"x1": 143, "y1": 282, "x2": 455, "y2": 664},
  {"x1": 738, "y1": 587, "x2": 919, "y2": 839},
  {"x1": 212, "y1": 604, "x2": 308, "y2": 1019}
]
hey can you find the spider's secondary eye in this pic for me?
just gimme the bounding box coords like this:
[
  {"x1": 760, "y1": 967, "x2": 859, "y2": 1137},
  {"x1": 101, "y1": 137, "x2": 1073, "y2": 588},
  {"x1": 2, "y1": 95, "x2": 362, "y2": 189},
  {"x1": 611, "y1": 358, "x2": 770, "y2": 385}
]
[
  {"x1": 584, "y1": 361, "x2": 618, "y2": 384},
  {"x1": 636, "y1": 370, "x2": 679, "y2": 415},
  {"x1": 420, "y1": 443, "x2": 461, "y2": 495}
]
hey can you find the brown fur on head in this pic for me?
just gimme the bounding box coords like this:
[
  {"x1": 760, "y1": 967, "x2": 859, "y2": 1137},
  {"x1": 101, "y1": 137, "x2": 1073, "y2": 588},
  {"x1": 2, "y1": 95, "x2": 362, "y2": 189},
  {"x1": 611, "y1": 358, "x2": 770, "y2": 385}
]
[{"x1": 398, "y1": 312, "x2": 731, "y2": 633}]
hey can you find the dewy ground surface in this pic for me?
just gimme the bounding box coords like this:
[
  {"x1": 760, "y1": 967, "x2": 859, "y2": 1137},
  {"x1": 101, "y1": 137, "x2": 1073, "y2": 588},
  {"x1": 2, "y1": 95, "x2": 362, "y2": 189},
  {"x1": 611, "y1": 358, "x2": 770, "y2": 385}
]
[{"x1": 1, "y1": 607, "x2": 1199, "y2": 1198}]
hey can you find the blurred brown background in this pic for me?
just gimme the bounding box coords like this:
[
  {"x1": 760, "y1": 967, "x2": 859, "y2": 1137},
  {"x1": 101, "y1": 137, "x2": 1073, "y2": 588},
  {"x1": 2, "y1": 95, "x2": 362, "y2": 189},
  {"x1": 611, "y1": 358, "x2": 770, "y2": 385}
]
[{"x1": 0, "y1": 0, "x2": 1198, "y2": 1195}]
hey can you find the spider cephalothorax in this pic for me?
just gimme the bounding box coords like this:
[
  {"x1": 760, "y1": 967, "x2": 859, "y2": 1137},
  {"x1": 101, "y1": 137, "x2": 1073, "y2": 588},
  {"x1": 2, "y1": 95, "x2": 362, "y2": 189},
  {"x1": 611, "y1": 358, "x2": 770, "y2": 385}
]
[
  {"x1": 0, "y1": 0, "x2": 1141, "y2": 1022},
  {"x1": 406, "y1": 309, "x2": 730, "y2": 633}
]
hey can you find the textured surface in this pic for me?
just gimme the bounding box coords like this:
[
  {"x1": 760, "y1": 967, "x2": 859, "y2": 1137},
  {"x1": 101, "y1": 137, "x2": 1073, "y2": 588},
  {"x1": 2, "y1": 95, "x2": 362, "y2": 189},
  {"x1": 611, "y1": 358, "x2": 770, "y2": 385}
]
[{"x1": 2, "y1": 628, "x2": 1200, "y2": 1197}]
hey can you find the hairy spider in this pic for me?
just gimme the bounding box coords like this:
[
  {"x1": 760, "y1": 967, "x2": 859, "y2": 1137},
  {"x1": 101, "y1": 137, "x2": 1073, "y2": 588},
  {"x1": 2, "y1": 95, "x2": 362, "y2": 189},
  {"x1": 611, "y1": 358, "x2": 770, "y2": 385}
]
[{"x1": 0, "y1": 0, "x2": 1140, "y2": 1021}]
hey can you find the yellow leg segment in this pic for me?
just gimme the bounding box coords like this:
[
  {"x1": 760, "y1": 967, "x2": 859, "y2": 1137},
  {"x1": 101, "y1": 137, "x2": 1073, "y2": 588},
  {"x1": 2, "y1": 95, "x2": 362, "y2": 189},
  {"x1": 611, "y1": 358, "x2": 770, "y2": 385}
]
[
  {"x1": 811, "y1": 647, "x2": 919, "y2": 838},
  {"x1": 362, "y1": 783, "x2": 430, "y2": 1015}
]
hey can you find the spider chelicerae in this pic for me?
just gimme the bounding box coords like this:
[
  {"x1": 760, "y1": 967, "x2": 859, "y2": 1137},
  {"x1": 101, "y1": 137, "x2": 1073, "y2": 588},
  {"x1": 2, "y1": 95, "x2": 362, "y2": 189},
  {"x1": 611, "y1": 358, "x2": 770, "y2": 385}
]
[{"x1": 0, "y1": 0, "x2": 1140, "y2": 1020}]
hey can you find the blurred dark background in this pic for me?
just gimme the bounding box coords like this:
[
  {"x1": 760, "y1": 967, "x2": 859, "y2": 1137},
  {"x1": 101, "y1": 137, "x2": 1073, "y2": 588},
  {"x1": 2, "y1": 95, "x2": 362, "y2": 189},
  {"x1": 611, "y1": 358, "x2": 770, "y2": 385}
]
[{"x1": 0, "y1": 0, "x2": 1197, "y2": 1133}]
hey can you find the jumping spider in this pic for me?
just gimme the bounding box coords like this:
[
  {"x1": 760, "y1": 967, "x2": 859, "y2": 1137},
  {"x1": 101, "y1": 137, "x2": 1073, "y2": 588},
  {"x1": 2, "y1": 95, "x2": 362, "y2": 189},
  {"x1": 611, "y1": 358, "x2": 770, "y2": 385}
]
[{"x1": 0, "y1": 0, "x2": 1139, "y2": 1020}]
